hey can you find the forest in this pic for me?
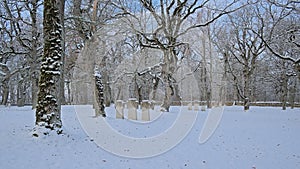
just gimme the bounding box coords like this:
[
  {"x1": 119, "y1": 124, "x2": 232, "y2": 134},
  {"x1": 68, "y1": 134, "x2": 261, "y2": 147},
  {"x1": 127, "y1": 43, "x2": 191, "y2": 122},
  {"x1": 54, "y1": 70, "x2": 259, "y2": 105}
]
[{"x1": 0, "y1": 0, "x2": 299, "y2": 130}]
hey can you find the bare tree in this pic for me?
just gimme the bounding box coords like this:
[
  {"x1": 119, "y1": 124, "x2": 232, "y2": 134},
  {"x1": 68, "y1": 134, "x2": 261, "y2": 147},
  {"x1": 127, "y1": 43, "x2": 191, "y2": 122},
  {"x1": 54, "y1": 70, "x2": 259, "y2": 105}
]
[
  {"x1": 26, "y1": 0, "x2": 43, "y2": 108},
  {"x1": 0, "y1": 0, "x2": 43, "y2": 107},
  {"x1": 258, "y1": 0, "x2": 300, "y2": 72},
  {"x1": 117, "y1": 0, "x2": 243, "y2": 111},
  {"x1": 214, "y1": 4, "x2": 266, "y2": 110},
  {"x1": 255, "y1": 0, "x2": 300, "y2": 109},
  {"x1": 68, "y1": 0, "x2": 129, "y2": 116}
]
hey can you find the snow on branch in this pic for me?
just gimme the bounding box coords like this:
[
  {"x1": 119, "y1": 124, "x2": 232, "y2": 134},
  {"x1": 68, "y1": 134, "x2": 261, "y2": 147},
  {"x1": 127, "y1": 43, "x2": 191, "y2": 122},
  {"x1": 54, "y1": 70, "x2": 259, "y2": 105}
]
[
  {"x1": 265, "y1": 41, "x2": 300, "y2": 64},
  {"x1": 252, "y1": 28, "x2": 300, "y2": 64}
]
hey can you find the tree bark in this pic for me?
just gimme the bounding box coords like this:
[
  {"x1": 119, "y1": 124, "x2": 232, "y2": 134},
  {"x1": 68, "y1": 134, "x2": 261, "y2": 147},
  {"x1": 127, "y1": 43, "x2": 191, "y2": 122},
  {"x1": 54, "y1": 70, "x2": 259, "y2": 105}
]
[
  {"x1": 94, "y1": 69, "x2": 106, "y2": 117},
  {"x1": 150, "y1": 76, "x2": 159, "y2": 101},
  {"x1": 243, "y1": 68, "x2": 251, "y2": 111},
  {"x1": 289, "y1": 80, "x2": 296, "y2": 109},
  {"x1": 160, "y1": 49, "x2": 180, "y2": 111},
  {"x1": 100, "y1": 56, "x2": 111, "y2": 106},
  {"x1": 281, "y1": 62, "x2": 288, "y2": 110},
  {"x1": 1, "y1": 81, "x2": 9, "y2": 105},
  {"x1": 201, "y1": 36, "x2": 212, "y2": 108},
  {"x1": 59, "y1": 0, "x2": 66, "y2": 106},
  {"x1": 30, "y1": 0, "x2": 39, "y2": 109},
  {"x1": 17, "y1": 79, "x2": 26, "y2": 107},
  {"x1": 207, "y1": 27, "x2": 213, "y2": 108},
  {"x1": 35, "y1": 0, "x2": 64, "y2": 130},
  {"x1": 1, "y1": 64, "x2": 10, "y2": 105}
]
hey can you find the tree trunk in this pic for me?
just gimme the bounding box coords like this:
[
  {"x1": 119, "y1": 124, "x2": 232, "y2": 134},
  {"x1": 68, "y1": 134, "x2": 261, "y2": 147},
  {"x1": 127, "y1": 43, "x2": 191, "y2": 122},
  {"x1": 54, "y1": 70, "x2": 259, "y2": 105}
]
[
  {"x1": 101, "y1": 57, "x2": 111, "y2": 106},
  {"x1": 290, "y1": 81, "x2": 296, "y2": 109},
  {"x1": 17, "y1": 80, "x2": 26, "y2": 107},
  {"x1": 150, "y1": 76, "x2": 159, "y2": 101},
  {"x1": 160, "y1": 49, "x2": 180, "y2": 111},
  {"x1": 201, "y1": 36, "x2": 212, "y2": 108},
  {"x1": 290, "y1": 64, "x2": 298, "y2": 109},
  {"x1": 31, "y1": 77, "x2": 38, "y2": 108},
  {"x1": 66, "y1": 80, "x2": 71, "y2": 104},
  {"x1": 281, "y1": 68, "x2": 288, "y2": 110},
  {"x1": 35, "y1": 0, "x2": 64, "y2": 131},
  {"x1": 244, "y1": 69, "x2": 251, "y2": 111},
  {"x1": 297, "y1": 64, "x2": 300, "y2": 81},
  {"x1": 172, "y1": 81, "x2": 181, "y2": 105},
  {"x1": 1, "y1": 81, "x2": 9, "y2": 105},
  {"x1": 59, "y1": 0, "x2": 66, "y2": 106},
  {"x1": 94, "y1": 69, "x2": 106, "y2": 117},
  {"x1": 208, "y1": 29, "x2": 213, "y2": 108},
  {"x1": 9, "y1": 85, "x2": 16, "y2": 105},
  {"x1": 192, "y1": 68, "x2": 204, "y2": 102},
  {"x1": 30, "y1": 0, "x2": 39, "y2": 109},
  {"x1": 1, "y1": 62, "x2": 10, "y2": 105}
]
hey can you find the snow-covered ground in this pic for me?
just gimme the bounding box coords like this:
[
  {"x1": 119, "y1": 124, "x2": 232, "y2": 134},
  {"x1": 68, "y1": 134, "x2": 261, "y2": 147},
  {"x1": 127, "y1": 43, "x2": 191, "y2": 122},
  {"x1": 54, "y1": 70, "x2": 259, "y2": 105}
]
[{"x1": 0, "y1": 105, "x2": 299, "y2": 169}]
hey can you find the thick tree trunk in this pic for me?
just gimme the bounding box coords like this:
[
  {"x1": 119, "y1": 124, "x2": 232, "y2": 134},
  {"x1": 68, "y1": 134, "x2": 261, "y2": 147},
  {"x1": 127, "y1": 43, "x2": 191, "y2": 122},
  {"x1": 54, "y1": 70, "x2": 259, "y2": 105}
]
[
  {"x1": 94, "y1": 69, "x2": 106, "y2": 117},
  {"x1": 244, "y1": 97, "x2": 250, "y2": 110},
  {"x1": 1, "y1": 63, "x2": 10, "y2": 105},
  {"x1": 1, "y1": 81, "x2": 9, "y2": 105},
  {"x1": 73, "y1": 0, "x2": 87, "y2": 40},
  {"x1": 160, "y1": 49, "x2": 180, "y2": 111},
  {"x1": 150, "y1": 76, "x2": 159, "y2": 101},
  {"x1": 35, "y1": 0, "x2": 64, "y2": 130},
  {"x1": 244, "y1": 69, "x2": 251, "y2": 111},
  {"x1": 172, "y1": 82, "x2": 181, "y2": 105},
  {"x1": 101, "y1": 57, "x2": 111, "y2": 106},
  {"x1": 161, "y1": 81, "x2": 172, "y2": 111},
  {"x1": 17, "y1": 80, "x2": 26, "y2": 107}
]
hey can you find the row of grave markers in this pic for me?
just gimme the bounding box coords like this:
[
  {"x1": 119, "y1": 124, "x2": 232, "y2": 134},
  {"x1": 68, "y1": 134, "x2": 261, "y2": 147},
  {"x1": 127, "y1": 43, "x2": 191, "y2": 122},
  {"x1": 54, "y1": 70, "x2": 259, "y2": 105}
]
[
  {"x1": 114, "y1": 99, "x2": 207, "y2": 121},
  {"x1": 115, "y1": 99, "x2": 151, "y2": 121}
]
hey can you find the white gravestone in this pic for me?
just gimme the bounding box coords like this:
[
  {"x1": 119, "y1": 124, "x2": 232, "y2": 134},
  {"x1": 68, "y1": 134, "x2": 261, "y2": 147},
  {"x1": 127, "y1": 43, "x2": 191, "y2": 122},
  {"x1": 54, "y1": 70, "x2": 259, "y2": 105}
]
[
  {"x1": 141, "y1": 100, "x2": 150, "y2": 121},
  {"x1": 127, "y1": 98, "x2": 138, "y2": 120},
  {"x1": 115, "y1": 100, "x2": 124, "y2": 119},
  {"x1": 201, "y1": 105, "x2": 206, "y2": 111},
  {"x1": 194, "y1": 101, "x2": 200, "y2": 111},
  {"x1": 187, "y1": 102, "x2": 193, "y2": 110}
]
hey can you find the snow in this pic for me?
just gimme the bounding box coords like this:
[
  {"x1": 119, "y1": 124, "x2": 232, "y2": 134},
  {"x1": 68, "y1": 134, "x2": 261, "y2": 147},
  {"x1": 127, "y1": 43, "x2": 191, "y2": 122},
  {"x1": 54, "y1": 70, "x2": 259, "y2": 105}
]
[
  {"x1": 0, "y1": 105, "x2": 300, "y2": 169},
  {"x1": 45, "y1": 70, "x2": 61, "y2": 75},
  {"x1": 94, "y1": 71, "x2": 101, "y2": 78},
  {"x1": 0, "y1": 70, "x2": 6, "y2": 76},
  {"x1": 0, "y1": 63, "x2": 8, "y2": 67}
]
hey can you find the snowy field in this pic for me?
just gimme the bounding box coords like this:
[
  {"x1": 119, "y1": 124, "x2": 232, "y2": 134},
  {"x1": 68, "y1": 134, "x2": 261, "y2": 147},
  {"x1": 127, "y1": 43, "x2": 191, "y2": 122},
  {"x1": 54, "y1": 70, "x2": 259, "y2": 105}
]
[{"x1": 0, "y1": 105, "x2": 299, "y2": 169}]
